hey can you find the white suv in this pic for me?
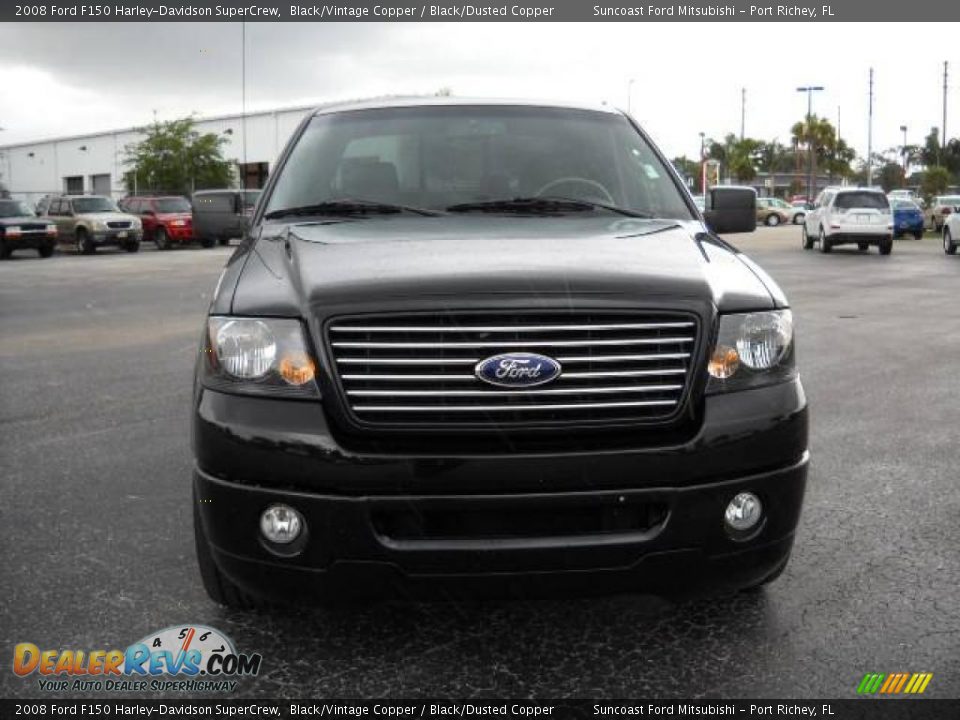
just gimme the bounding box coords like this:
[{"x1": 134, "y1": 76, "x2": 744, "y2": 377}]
[
  {"x1": 944, "y1": 208, "x2": 960, "y2": 255},
  {"x1": 802, "y1": 187, "x2": 894, "y2": 255}
]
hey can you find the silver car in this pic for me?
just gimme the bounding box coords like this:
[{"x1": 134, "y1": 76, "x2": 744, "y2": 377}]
[
  {"x1": 47, "y1": 195, "x2": 143, "y2": 254},
  {"x1": 802, "y1": 187, "x2": 893, "y2": 255}
]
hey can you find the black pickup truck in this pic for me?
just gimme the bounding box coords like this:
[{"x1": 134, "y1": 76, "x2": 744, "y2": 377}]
[{"x1": 191, "y1": 99, "x2": 808, "y2": 607}]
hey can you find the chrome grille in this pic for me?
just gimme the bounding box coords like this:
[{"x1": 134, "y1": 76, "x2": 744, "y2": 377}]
[{"x1": 326, "y1": 312, "x2": 699, "y2": 428}]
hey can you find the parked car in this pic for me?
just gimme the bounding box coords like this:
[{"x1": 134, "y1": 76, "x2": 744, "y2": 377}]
[
  {"x1": 891, "y1": 199, "x2": 925, "y2": 239},
  {"x1": 943, "y1": 208, "x2": 960, "y2": 255},
  {"x1": 191, "y1": 98, "x2": 807, "y2": 607},
  {"x1": 926, "y1": 195, "x2": 960, "y2": 232},
  {"x1": 789, "y1": 200, "x2": 812, "y2": 225},
  {"x1": 47, "y1": 195, "x2": 142, "y2": 254},
  {"x1": 123, "y1": 195, "x2": 198, "y2": 249},
  {"x1": 191, "y1": 189, "x2": 261, "y2": 246},
  {"x1": 802, "y1": 187, "x2": 893, "y2": 254},
  {"x1": 756, "y1": 197, "x2": 790, "y2": 226},
  {"x1": 0, "y1": 199, "x2": 57, "y2": 259}
]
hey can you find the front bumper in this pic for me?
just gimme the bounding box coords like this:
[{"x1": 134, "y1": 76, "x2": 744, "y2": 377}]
[
  {"x1": 193, "y1": 379, "x2": 808, "y2": 599},
  {"x1": 92, "y1": 229, "x2": 142, "y2": 245},
  {"x1": 166, "y1": 225, "x2": 194, "y2": 241},
  {"x1": 5, "y1": 232, "x2": 56, "y2": 249}
]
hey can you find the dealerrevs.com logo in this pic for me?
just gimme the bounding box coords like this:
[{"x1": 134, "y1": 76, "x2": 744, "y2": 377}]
[{"x1": 13, "y1": 625, "x2": 262, "y2": 693}]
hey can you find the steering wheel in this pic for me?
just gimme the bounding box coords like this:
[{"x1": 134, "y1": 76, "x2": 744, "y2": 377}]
[{"x1": 535, "y1": 177, "x2": 616, "y2": 205}]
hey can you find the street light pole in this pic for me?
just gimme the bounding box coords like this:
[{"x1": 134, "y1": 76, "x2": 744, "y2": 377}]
[
  {"x1": 740, "y1": 88, "x2": 746, "y2": 141},
  {"x1": 699, "y1": 131, "x2": 706, "y2": 204},
  {"x1": 899, "y1": 124, "x2": 908, "y2": 186},
  {"x1": 797, "y1": 85, "x2": 824, "y2": 201}
]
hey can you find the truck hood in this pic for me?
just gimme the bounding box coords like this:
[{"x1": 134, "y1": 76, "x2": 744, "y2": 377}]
[{"x1": 229, "y1": 216, "x2": 781, "y2": 317}]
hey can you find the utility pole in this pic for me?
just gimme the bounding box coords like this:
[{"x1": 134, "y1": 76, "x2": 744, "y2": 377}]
[
  {"x1": 740, "y1": 88, "x2": 746, "y2": 141},
  {"x1": 900, "y1": 124, "x2": 908, "y2": 185},
  {"x1": 867, "y1": 68, "x2": 874, "y2": 187},
  {"x1": 241, "y1": 22, "x2": 247, "y2": 188},
  {"x1": 942, "y1": 61, "x2": 949, "y2": 165}
]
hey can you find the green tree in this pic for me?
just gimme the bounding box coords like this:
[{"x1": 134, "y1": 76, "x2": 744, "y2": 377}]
[
  {"x1": 921, "y1": 166, "x2": 950, "y2": 198},
  {"x1": 124, "y1": 117, "x2": 233, "y2": 196}
]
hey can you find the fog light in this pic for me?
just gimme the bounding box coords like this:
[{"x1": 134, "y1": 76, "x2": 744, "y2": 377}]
[
  {"x1": 260, "y1": 504, "x2": 303, "y2": 545},
  {"x1": 724, "y1": 492, "x2": 762, "y2": 533}
]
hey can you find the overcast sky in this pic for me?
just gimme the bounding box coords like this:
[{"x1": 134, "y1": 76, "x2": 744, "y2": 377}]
[{"x1": 0, "y1": 22, "x2": 955, "y2": 161}]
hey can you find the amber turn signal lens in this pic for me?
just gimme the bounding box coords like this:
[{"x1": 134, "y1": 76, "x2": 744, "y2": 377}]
[
  {"x1": 708, "y1": 345, "x2": 740, "y2": 379},
  {"x1": 278, "y1": 352, "x2": 316, "y2": 386}
]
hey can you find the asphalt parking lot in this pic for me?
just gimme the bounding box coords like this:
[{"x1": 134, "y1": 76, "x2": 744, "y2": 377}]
[{"x1": 1, "y1": 228, "x2": 958, "y2": 700}]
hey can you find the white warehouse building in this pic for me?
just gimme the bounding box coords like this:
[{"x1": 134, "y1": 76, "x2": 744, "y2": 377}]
[{"x1": 0, "y1": 105, "x2": 317, "y2": 206}]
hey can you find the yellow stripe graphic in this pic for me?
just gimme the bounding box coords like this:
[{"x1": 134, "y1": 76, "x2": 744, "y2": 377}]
[
  {"x1": 916, "y1": 673, "x2": 933, "y2": 694},
  {"x1": 904, "y1": 674, "x2": 920, "y2": 693}
]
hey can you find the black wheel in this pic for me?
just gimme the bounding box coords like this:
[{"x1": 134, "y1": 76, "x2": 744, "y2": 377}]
[
  {"x1": 193, "y1": 491, "x2": 267, "y2": 609},
  {"x1": 38, "y1": 241, "x2": 55, "y2": 258},
  {"x1": 0, "y1": 238, "x2": 11, "y2": 259},
  {"x1": 893, "y1": 232, "x2": 902, "y2": 240},
  {"x1": 793, "y1": 213, "x2": 805, "y2": 225},
  {"x1": 124, "y1": 240, "x2": 140, "y2": 253},
  {"x1": 801, "y1": 225, "x2": 814, "y2": 250},
  {"x1": 857, "y1": 242, "x2": 868, "y2": 251},
  {"x1": 913, "y1": 231, "x2": 923, "y2": 240},
  {"x1": 765, "y1": 213, "x2": 781, "y2": 227},
  {"x1": 879, "y1": 236, "x2": 893, "y2": 256},
  {"x1": 740, "y1": 553, "x2": 792, "y2": 593},
  {"x1": 218, "y1": 236, "x2": 230, "y2": 246},
  {"x1": 945, "y1": 228, "x2": 958, "y2": 255},
  {"x1": 154, "y1": 227, "x2": 170, "y2": 250},
  {"x1": 76, "y1": 229, "x2": 95, "y2": 255},
  {"x1": 818, "y1": 227, "x2": 832, "y2": 253},
  {"x1": 200, "y1": 236, "x2": 216, "y2": 248}
]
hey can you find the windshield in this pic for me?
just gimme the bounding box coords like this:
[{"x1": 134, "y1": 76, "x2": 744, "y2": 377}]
[
  {"x1": 936, "y1": 196, "x2": 960, "y2": 206},
  {"x1": 893, "y1": 200, "x2": 919, "y2": 210},
  {"x1": 265, "y1": 105, "x2": 693, "y2": 220},
  {"x1": 72, "y1": 197, "x2": 118, "y2": 213},
  {"x1": 0, "y1": 200, "x2": 34, "y2": 217},
  {"x1": 155, "y1": 198, "x2": 191, "y2": 213},
  {"x1": 834, "y1": 192, "x2": 888, "y2": 210}
]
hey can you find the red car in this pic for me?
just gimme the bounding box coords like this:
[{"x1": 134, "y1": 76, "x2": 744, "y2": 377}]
[{"x1": 121, "y1": 196, "x2": 201, "y2": 249}]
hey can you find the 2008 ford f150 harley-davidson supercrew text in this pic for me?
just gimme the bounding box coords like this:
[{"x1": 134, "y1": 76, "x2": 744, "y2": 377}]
[{"x1": 192, "y1": 98, "x2": 808, "y2": 607}]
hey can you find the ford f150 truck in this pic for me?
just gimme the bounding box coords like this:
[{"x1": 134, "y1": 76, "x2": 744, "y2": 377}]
[{"x1": 192, "y1": 98, "x2": 808, "y2": 607}]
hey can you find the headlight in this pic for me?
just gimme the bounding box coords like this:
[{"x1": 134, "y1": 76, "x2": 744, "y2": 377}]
[
  {"x1": 93, "y1": 220, "x2": 107, "y2": 231},
  {"x1": 202, "y1": 317, "x2": 319, "y2": 398},
  {"x1": 130, "y1": 218, "x2": 142, "y2": 230},
  {"x1": 706, "y1": 310, "x2": 795, "y2": 394},
  {"x1": 45, "y1": 224, "x2": 57, "y2": 235},
  {"x1": 5, "y1": 225, "x2": 21, "y2": 236}
]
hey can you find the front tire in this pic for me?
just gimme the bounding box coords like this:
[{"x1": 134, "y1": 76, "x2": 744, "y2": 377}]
[
  {"x1": 38, "y1": 241, "x2": 55, "y2": 258},
  {"x1": 76, "y1": 229, "x2": 95, "y2": 255},
  {"x1": 913, "y1": 231, "x2": 923, "y2": 240},
  {"x1": 793, "y1": 213, "x2": 805, "y2": 225},
  {"x1": 818, "y1": 227, "x2": 832, "y2": 253},
  {"x1": 879, "y1": 235, "x2": 893, "y2": 256},
  {"x1": 218, "y1": 236, "x2": 230, "y2": 246},
  {"x1": 802, "y1": 225, "x2": 814, "y2": 250},
  {"x1": 0, "y1": 238, "x2": 11, "y2": 259},
  {"x1": 155, "y1": 227, "x2": 170, "y2": 250},
  {"x1": 945, "y1": 227, "x2": 958, "y2": 255},
  {"x1": 200, "y1": 236, "x2": 216, "y2": 248},
  {"x1": 765, "y1": 213, "x2": 781, "y2": 227},
  {"x1": 857, "y1": 242, "x2": 869, "y2": 251}
]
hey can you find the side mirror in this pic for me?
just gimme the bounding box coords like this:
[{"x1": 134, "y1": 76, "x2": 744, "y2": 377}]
[{"x1": 703, "y1": 187, "x2": 757, "y2": 234}]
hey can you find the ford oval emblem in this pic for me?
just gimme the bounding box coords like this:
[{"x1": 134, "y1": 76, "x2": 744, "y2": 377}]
[{"x1": 475, "y1": 352, "x2": 562, "y2": 388}]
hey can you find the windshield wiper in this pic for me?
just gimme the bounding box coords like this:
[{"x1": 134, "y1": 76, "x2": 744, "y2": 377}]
[
  {"x1": 446, "y1": 196, "x2": 654, "y2": 218},
  {"x1": 264, "y1": 199, "x2": 440, "y2": 220}
]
